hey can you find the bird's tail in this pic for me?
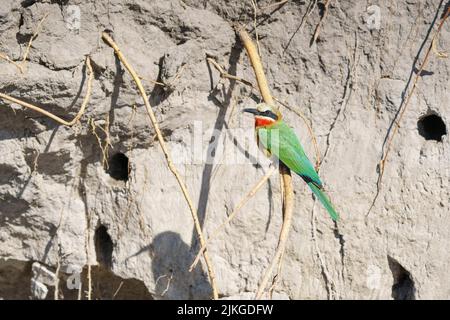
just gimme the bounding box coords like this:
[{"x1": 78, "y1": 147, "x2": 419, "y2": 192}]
[{"x1": 308, "y1": 183, "x2": 339, "y2": 221}]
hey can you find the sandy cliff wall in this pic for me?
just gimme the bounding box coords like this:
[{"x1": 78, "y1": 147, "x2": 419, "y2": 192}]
[{"x1": 0, "y1": 0, "x2": 449, "y2": 299}]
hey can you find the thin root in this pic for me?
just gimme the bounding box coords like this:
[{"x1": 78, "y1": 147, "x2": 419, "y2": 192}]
[
  {"x1": 0, "y1": 56, "x2": 93, "y2": 126},
  {"x1": 101, "y1": 32, "x2": 219, "y2": 300},
  {"x1": 190, "y1": 165, "x2": 277, "y2": 271}
]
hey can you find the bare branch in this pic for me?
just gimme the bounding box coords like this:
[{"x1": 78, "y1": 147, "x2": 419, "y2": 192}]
[
  {"x1": 101, "y1": 32, "x2": 219, "y2": 299},
  {"x1": 0, "y1": 56, "x2": 93, "y2": 126}
]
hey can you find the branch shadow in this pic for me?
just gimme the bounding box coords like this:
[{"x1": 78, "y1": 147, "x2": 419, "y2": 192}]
[
  {"x1": 131, "y1": 231, "x2": 211, "y2": 299},
  {"x1": 192, "y1": 37, "x2": 243, "y2": 249}
]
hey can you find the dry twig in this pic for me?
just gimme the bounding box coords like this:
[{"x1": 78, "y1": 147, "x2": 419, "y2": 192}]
[
  {"x1": 376, "y1": 6, "x2": 450, "y2": 195},
  {"x1": 0, "y1": 56, "x2": 93, "y2": 126},
  {"x1": 256, "y1": 164, "x2": 294, "y2": 299},
  {"x1": 311, "y1": 202, "x2": 335, "y2": 299},
  {"x1": 21, "y1": 13, "x2": 50, "y2": 71},
  {"x1": 190, "y1": 165, "x2": 277, "y2": 271},
  {"x1": 112, "y1": 281, "x2": 124, "y2": 300},
  {"x1": 0, "y1": 13, "x2": 49, "y2": 73},
  {"x1": 260, "y1": 0, "x2": 289, "y2": 11},
  {"x1": 235, "y1": 25, "x2": 295, "y2": 300},
  {"x1": 54, "y1": 256, "x2": 61, "y2": 300},
  {"x1": 101, "y1": 32, "x2": 219, "y2": 299},
  {"x1": 432, "y1": 36, "x2": 448, "y2": 58},
  {"x1": 283, "y1": 0, "x2": 317, "y2": 54},
  {"x1": 0, "y1": 52, "x2": 24, "y2": 72},
  {"x1": 89, "y1": 116, "x2": 113, "y2": 169}
]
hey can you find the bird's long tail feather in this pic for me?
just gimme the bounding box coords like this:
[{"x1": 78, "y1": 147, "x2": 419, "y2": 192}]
[{"x1": 308, "y1": 183, "x2": 339, "y2": 221}]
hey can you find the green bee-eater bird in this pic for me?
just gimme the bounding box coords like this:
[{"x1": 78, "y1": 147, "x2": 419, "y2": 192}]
[{"x1": 244, "y1": 103, "x2": 339, "y2": 221}]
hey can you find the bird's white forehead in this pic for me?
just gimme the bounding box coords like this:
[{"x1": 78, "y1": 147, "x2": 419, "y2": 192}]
[{"x1": 256, "y1": 103, "x2": 273, "y2": 112}]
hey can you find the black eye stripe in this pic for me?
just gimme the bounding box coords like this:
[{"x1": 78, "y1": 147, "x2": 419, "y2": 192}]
[{"x1": 261, "y1": 110, "x2": 278, "y2": 120}]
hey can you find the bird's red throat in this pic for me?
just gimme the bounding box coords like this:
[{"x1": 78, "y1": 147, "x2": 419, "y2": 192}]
[{"x1": 255, "y1": 116, "x2": 275, "y2": 127}]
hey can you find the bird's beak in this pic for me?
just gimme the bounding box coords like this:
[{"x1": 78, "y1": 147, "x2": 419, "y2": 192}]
[{"x1": 243, "y1": 108, "x2": 259, "y2": 115}]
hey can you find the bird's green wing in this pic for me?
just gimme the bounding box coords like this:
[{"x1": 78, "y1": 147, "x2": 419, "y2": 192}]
[
  {"x1": 258, "y1": 121, "x2": 339, "y2": 220},
  {"x1": 258, "y1": 121, "x2": 322, "y2": 187}
]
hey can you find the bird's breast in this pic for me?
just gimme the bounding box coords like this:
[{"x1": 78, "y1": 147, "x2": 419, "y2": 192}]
[{"x1": 255, "y1": 118, "x2": 275, "y2": 127}]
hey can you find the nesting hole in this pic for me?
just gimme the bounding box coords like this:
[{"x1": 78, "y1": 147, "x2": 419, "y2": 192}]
[
  {"x1": 107, "y1": 153, "x2": 130, "y2": 181},
  {"x1": 95, "y1": 225, "x2": 113, "y2": 268},
  {"x1": 388, "y1": 256, "x2": 415, "y2": 300},
  {"x1": 418, "y1": 113, "x2": 447, "y2": 142}
]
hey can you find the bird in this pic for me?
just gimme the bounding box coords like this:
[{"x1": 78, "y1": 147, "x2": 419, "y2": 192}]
[{"x1": 243, "y1": 103, "x2": 339, "y2": 221}]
